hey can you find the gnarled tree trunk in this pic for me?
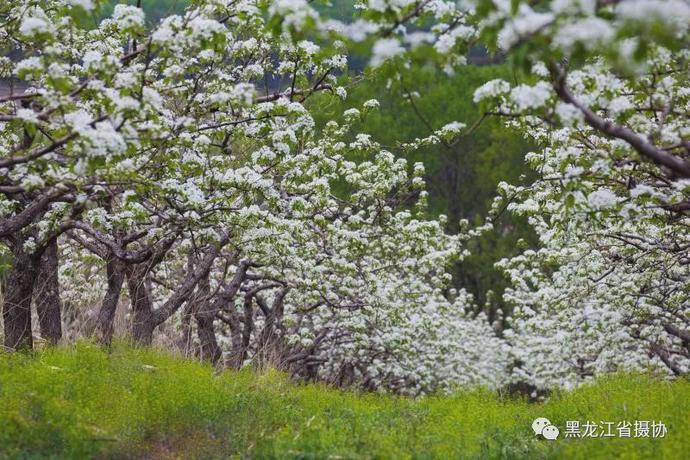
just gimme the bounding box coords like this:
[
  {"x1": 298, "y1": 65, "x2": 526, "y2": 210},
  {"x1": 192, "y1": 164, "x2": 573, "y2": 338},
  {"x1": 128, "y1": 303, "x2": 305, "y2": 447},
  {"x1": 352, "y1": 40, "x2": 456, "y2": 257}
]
[
  {"x1": 34, "y1": 238, "x2": 62, "y2": 345},
  {"x1": 124, "y1": 236, "x2": 229, "y2": 346},
  {"x1": 2, "y1": 239, "x2": 40, "y2": 351},
  {"x1": 178, "y1": 301, "x2": 194, "y2": 357},
  {"x1": 255, "y1": 289, "x2": 288, "y2": 368},
  {"x1": 94, "y1": 256, "x2": 125, "y2": 346},
  {"x1": 127, "y1": 264, "x2": 157, "y2": 345},
  {"x1": 193, "y1": 274, "x2": 222, "y2": 364}
]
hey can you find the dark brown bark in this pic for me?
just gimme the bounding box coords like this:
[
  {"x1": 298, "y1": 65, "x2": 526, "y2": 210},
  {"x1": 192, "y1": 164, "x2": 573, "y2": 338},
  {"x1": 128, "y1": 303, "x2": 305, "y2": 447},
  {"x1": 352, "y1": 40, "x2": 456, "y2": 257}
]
[
  {"x1": 178, "y1": 302, "x2": 194, "y2": 357},
  {"x1": 34, "y1": 238, "x2": 62, "y2": 345},
  {"x1": 0, "y1": 188, "x2": 68, "y2": 238},
  {"x1": 234, "y1": 293, "x2": 256, "y2": 367},
  {"x1": 212, "y1": 261, "x2": 252, "y2": 368},
  {"x1": 196, "y1": 314, "x2": 221, "y2": 363},
  {"x1": 193, "y1": 275, "x2": 221, "y2": 363},
  {"x1": 127, "y1": 264, "x2": 157, "y2": 345},
  {"x1": 255, "y1": 289, "x2": 288, "y2": 367},
  {"x1": 72, "y1": 221, "x2": 180, "y2": 264},
  {"x1": 225, "y1": 320, "x2": 244, "y2": 368},
  {"x1": 121, "y1": 236, "x2": 228, "y2": 346},
  {"x1": 2, "y1": 241, "x2": 40, "y2": 351},
  {"x1": 650, "y1": 342, "x2": 683, "y2": 376},
  {"x1": 150, "y1": 236, "x2": 228, "y2": 327},
  {"x1": 94, "y1": 256, "x2": 125, "y2": 345}
]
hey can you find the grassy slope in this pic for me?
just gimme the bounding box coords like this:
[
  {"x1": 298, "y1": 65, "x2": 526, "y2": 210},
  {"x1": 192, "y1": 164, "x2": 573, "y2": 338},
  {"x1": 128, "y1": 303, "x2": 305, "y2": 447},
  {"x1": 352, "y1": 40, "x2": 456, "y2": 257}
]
[{"x1": 0, "y1": 343, "x2": 688, "y2": 459}]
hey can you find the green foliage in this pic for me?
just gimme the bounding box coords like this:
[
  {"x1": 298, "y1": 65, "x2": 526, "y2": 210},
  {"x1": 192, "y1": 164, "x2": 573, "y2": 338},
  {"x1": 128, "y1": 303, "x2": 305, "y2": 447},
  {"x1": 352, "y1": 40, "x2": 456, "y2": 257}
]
[
  {"x1": 313, "y1": 0, "x2": 356, "y2": 22},
  {"x1": 1, "y1": 343, "x2": 688, "y2": 459}
]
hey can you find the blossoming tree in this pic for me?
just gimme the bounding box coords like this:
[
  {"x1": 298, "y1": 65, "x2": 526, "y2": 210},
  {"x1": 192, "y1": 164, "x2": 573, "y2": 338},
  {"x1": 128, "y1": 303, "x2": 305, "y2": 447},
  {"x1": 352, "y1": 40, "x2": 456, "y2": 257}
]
[
  {"x1": 349, "y1": 0, "x2": 690, "y2": 387},
  {"x1": 0, "y1": 0, "x2": 508, "y2": 394}
]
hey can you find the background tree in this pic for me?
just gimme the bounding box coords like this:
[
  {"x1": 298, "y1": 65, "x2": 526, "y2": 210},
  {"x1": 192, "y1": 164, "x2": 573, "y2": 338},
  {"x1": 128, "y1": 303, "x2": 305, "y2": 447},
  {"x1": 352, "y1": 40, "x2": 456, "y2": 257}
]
[{"x1": 349, "y1": 0, "x2": 690, "y2": 386}]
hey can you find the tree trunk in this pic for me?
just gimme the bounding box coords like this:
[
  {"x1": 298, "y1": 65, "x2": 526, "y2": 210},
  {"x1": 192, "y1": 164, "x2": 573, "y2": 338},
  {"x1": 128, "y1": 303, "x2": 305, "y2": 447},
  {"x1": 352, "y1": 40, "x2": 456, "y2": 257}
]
[
  {"x1": 34, "y1": 238, "x2": 62, "y2": 345},
  {"x1": 178, "y1": 301, "x2": 194, "y2": 357},
  {"x1": 94, "y1": 256, "x2": 124, "y2": 345},
  {"x1": 232, "y1": 294, "x2": 254, "y2": 368},
  {"x1": 255, "y1": 289, "x2": 287, "y2": 368},
  {"x1": 196, "y1": 314, "x2": 221, "y2": 363},
  {"x1": 2, "y1": 241, "x2": 39, "y2": 351},
  {"x1": 193, "y1": 275, "x2": 221, "y2": 364},
  {"x1": 127, "y1": 265, "x2": 156, "y2": 345}
]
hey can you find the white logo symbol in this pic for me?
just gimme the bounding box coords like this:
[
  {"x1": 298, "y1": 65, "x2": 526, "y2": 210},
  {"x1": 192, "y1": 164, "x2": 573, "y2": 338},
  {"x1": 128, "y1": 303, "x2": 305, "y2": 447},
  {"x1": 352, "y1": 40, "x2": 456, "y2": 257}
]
[{"x1": 532, "y1": 417, "x2": 559, "y2": 440}]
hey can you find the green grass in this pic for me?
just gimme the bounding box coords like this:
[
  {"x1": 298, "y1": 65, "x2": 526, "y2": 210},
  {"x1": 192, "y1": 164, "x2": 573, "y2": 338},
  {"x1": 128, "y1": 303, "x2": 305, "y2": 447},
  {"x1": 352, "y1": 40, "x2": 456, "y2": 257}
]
[{"x1": 0, "y1": 343, "x2": 688, "y2": 459}]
